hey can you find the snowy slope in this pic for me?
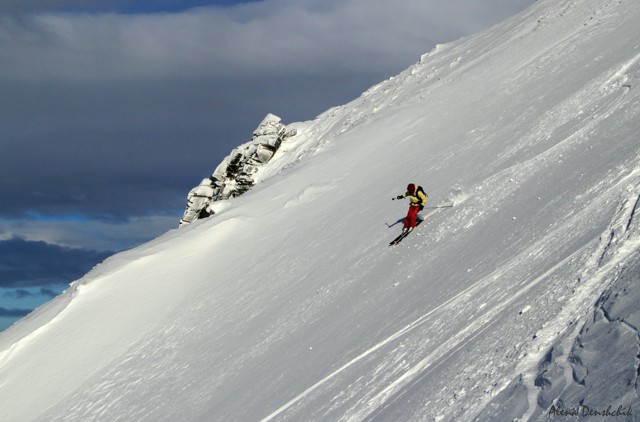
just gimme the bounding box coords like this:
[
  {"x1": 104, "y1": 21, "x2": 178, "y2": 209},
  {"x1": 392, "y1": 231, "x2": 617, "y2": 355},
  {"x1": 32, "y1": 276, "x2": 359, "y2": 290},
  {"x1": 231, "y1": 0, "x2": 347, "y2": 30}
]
[{"x1": 1, "y1": 0, "x2": 640, "y2": 420}]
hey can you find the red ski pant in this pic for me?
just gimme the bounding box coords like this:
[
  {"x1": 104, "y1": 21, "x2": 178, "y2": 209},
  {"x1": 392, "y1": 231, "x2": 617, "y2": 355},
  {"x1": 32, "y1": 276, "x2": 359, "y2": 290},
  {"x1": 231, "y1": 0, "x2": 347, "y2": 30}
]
[{"x1": 404, "y1": 205, "x2": 420, "y2": 229}]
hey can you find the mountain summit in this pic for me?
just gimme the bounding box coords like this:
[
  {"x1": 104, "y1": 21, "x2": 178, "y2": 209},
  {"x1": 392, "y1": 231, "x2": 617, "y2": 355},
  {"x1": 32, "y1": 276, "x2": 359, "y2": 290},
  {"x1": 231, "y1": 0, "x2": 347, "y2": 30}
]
[{"x1": 1, "y1": 0, "x2": 640, "y2": 420}]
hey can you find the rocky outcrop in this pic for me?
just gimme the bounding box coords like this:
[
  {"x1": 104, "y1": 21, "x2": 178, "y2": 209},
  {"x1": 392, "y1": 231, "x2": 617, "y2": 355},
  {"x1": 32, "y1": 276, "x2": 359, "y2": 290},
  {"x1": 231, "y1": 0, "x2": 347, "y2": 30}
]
[{"x1": 179, "y1": 113, "x2": 296, "y2": 227}]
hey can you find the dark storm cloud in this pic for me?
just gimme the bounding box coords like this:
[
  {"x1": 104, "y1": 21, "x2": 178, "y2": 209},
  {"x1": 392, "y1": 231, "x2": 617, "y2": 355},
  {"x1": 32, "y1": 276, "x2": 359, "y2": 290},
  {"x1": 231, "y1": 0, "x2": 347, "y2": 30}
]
[
  {"x1": 0, "y1": 237, "x2": 112, "y2": 288},
  {"x1": 0, "y1": 307, "x2": 31, "y2": 317},
  {"x1": 0, "y1": 0, "x2": 83, "y2": 14},
  {"x1": 0, "y1": 0, "x2": 260, "y2": 15},
  {"x1": 0, "y1": 78, "x2": 232, "y2": 220},
  {"x1": 2, "y1": 287, "x2": 58, "y2": 299},
  {"x1": 0, "y1": 73, "x2": 376, "y2": 220},
  {"x1": 3, "y1": 289, "x2": 34, "y2": 299}
]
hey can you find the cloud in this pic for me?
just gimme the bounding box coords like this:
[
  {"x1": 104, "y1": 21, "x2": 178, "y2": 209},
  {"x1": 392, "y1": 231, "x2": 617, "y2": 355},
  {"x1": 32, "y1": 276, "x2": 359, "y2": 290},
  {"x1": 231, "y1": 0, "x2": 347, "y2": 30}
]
[
  {"x1": 0, "y1": 236, "x2": 113, "y2": 288},
  {"x1": 0, "y1": 307, "x2": 31, "y2": 317},
  {"x1": 2, "y1": 287, "x2": 60, "y2": 299},
  {"x1": 0, "y1": 0, "x2": 532, "y2": 81},
  {"x1": 3, "y1": 289, "x2": 35, "y2": 299},
  {"x1": 0, "y1": 215, "x2": 177, "y2": 251},
  {"x1": 0, "y1": 0, "x2": 261, "y2": 15},
  {"x1": 0, "y1": 0, "x2": 79, "y2": 14}
]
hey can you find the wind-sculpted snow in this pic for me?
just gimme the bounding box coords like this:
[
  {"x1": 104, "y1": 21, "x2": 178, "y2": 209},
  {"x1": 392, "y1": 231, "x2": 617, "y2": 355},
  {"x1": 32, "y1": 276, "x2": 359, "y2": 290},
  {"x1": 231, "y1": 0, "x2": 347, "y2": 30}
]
[{"x1": 1, "y1": 0, "x2": 640, "y2": 421}]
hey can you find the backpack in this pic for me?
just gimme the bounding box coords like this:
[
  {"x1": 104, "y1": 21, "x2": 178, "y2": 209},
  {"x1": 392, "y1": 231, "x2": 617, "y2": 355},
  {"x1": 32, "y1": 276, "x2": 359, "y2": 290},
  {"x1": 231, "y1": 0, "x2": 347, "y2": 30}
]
[{"x1": 415, "y1": 185, "x2": 427, "y2": 209}]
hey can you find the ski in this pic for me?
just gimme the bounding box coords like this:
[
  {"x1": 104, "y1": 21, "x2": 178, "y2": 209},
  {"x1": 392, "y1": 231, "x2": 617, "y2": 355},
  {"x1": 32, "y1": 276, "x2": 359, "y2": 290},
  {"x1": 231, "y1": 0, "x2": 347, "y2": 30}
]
[
  {"x1": 388, "y1": 202, "x2": 453, "y2": 246},
  {"x1": 389, "y1": 219, "x2": 424, "y2": 246},
  {"x1": 389, "y1": 230, "x2": 411, "y2": 246}
]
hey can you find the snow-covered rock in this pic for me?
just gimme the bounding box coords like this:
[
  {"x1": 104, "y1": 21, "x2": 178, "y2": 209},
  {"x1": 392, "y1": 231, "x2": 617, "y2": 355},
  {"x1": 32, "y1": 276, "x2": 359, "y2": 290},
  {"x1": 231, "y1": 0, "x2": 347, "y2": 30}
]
[
  {"x1": 179, "y1": 113, "x2": 296, "y2": 226},
  {"x1": 178, "y1": 179, "x2": 216, "y2": 226}
]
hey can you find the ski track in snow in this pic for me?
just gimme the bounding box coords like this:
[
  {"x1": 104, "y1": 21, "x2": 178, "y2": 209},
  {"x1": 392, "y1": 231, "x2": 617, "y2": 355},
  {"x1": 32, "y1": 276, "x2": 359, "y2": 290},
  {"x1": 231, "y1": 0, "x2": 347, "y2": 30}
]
[{"x1": 260, "y1": 265, "x2": 511, "y2": 422}]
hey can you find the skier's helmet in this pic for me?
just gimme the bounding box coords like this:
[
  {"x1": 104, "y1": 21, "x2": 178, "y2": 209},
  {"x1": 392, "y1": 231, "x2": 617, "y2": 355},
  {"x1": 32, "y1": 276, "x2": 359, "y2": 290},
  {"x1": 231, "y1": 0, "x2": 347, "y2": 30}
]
[{"x1": 407, "y1": 183, "x2": 416, "y2": 193}]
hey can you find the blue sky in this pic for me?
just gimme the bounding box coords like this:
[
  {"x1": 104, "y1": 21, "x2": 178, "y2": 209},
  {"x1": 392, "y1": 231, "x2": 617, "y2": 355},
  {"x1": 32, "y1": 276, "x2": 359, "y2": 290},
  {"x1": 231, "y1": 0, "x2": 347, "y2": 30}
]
[{"x1": 0, "y1": 0, "x2": 534, "y2": 330}]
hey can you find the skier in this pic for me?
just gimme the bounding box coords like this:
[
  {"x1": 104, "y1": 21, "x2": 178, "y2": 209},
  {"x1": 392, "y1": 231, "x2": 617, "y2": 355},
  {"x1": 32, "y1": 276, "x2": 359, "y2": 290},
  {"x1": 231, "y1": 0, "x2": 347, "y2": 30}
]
[{"x1": 396, "y1": 183, "x2": 427, "y2": 233}]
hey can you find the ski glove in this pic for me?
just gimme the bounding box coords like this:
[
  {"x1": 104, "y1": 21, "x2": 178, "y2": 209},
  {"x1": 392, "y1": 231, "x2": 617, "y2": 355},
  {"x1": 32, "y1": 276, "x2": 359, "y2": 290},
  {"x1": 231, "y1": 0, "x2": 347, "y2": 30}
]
[{"x1": 396, "y1": 195, "x2": 403, "y2": 200}]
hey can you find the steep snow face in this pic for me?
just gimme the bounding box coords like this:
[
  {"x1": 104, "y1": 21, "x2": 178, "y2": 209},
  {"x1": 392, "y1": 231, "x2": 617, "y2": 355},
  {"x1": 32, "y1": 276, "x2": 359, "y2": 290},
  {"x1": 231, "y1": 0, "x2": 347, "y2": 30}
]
[{"x1": 1, "y1": 0, "x2": 640, "y2": 421}]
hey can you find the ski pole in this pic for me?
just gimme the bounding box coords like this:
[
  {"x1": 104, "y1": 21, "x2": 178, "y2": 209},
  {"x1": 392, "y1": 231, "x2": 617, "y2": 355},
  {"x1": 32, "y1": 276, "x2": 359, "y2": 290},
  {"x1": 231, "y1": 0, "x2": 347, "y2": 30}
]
[{"x1": 423, "y1": 205, "x2": 454, "y2": 209}]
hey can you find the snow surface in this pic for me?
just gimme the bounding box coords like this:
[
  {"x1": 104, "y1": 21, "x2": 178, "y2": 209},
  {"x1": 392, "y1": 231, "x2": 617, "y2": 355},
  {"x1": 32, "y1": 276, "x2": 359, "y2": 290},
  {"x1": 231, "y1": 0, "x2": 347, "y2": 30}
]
[{"x1": 2, "y1": 0, "x2": 640, "y2": 420}]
